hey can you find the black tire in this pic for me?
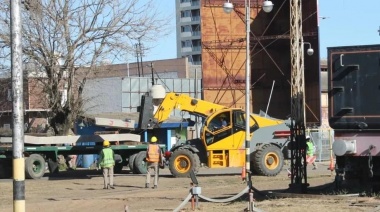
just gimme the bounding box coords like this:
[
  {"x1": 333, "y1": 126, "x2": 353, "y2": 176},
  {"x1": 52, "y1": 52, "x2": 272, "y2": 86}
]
[
  {"x1": 114, "y1": 154, "x2": 123, "y2": 174},
  {"x1": 128, "y1": 153, "x2": 138, "y2": 174},
  {"x1": 133, "y1": 151, "x2": 147, "y2": 174},
  {"x1": 169, "y1": 148, "x2": 200, "y2": 178},
  {"x1": 47, "y1": 159, "x2": 59, "y2": 174},
  {"x1": 25, "y1": 154, "x2": 46, "y2": 179},
  {"x1": 252, "y1": 144, "x2": 284, "y2": 176}
]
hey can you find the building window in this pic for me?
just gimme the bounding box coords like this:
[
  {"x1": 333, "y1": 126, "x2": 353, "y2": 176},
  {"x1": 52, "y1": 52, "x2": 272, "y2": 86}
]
[
  {"x1": 181, "y1": 40, "x2": 192, "y2": 48},
  {"x1": 181, "y1": 0, "x2": 191, "y2": 3},
  {"x1": 181, "y1": 10, "x2": 191, "y2": 18},
  {"x1": 181, "y1": 25, "x2": 191, "y2": 32}
]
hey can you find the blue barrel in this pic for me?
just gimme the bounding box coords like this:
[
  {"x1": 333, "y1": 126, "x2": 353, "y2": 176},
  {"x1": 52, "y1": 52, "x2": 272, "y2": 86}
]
[{"x1": 82, "y1": 154, "x2": 94, "y2": 168}]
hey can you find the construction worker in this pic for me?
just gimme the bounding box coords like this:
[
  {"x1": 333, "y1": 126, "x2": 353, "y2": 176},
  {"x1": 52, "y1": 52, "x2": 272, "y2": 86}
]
[
  {"x1": 306, "y1": 136, "x2": 318, "y2": 170},
  {"x1": 145, "y1": 136, "x2": 163, "y2": 189},
  {"x1": 98, "y1": 140, "x2": 115, "y2": 189}
]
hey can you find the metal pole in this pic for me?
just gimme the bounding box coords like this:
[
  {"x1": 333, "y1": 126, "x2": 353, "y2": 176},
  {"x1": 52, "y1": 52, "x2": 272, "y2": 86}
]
[
  {"x1": 136, "y1": 43, "x2": 140, "y2": 77},
  {"x1": 10, "y1": 0, "x2": 25, "y2": 211},
  {"x1": 139, "y1": 40, "x2": 144, "y2": 76},
  {"x1": 150, "y1": 62, "x2": 154, "y2": 85},
  {"x1": 245, "y1": 0, "x2": 251, "y2": 183},
  {"x1": 265, "y1": 80, "x2": 275, "y2": 117}
]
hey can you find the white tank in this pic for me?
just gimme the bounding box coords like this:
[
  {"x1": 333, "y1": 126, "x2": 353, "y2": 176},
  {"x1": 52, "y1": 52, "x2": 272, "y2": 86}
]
[{"x1": 150, "y1": 84, "x2": 166, "y2": 99}]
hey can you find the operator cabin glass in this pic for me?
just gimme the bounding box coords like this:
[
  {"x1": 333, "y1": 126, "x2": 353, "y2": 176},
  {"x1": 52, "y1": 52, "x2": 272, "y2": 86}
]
[{"x1": 203, "y1": 110, "x2": 258, "y2": 146}]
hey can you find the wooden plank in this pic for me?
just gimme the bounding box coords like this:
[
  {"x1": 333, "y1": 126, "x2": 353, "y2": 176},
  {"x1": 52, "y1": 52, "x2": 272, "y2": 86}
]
[{"x1": 0, "y1": 133, "x2": 140, "y2": 145}]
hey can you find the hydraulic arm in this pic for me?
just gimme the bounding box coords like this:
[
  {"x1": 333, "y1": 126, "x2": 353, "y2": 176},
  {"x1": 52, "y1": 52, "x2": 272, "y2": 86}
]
[{"x1": 153, "y1": 93, "x2": 227, "y2": 123}]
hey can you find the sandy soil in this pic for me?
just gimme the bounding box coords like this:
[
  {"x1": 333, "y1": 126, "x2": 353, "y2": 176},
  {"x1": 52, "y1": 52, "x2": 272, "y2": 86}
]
[{"x1": 1, "y1": 162, "x2": 379, "y2": 212}]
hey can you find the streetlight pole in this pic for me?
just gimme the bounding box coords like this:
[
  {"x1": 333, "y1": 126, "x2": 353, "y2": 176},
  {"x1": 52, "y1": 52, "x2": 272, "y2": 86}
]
[
  {"x1": 223, "y1": 1, "x2": 273, "y2": 210},
  {"x1": 223, "y1": 0, "x2": 273, "y2": 180}
]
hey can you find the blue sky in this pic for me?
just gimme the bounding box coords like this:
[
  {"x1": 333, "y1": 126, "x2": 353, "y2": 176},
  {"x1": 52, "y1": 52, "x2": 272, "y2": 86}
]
[
  {"x1": 319, "y1": 0, "x2": 380, "y2": 59},
  {"x1": 145, "y1": 0, "x2": 380, "y2": 61}
]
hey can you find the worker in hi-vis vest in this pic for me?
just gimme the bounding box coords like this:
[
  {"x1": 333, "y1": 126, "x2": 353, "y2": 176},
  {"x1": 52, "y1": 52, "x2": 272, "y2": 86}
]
[
  {"x1": 98, "y1": 140, "x2": 115, "y2": 189},
  {"x1": 145, "y1": 136, "x2": 163, "y2": 189},
  {"x1": 306, "y1": 136, "x2": 318, "y2": 170}
]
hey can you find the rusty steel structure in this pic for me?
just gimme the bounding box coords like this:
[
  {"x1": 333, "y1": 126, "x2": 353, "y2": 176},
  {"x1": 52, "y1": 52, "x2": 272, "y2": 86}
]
[{"x1": 200, "y1": 0, "x2": 320, "y2": 126}]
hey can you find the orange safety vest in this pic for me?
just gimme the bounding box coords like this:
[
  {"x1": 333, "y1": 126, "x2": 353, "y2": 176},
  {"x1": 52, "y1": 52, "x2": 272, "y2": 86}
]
[{"x1": 146, "y1": 144, "x2": 160, "y2": 163}]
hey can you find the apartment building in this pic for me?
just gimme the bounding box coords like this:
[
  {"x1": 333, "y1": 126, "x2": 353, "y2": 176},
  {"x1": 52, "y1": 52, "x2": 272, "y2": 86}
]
[{"x1": 175, "y1": 0, "x2": 202, "y2": 67}]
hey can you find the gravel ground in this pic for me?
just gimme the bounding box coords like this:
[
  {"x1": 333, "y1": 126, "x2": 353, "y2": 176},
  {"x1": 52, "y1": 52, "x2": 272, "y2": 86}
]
[{"x1": 1, "y1": 161, "x2": 379, "y2": 212}]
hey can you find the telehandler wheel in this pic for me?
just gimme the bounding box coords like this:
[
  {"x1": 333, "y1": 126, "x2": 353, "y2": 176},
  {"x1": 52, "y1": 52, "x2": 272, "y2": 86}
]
[
  {"x1": 25, "y1": 154, "x2": 46, "y2": 179},
  {"x1": 252, "y1": 144, "x2": 284, "y2": 176},
  {"x1": 169, "y1": 149, "x2": 200, "y2": 178},
  {"x1": 133, "y1": 151, "x2": 147, "y2": 174}
]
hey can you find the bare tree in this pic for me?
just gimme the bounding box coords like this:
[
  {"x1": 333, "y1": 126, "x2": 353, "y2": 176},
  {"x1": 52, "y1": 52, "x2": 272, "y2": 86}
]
[{"x1": 0, "y1": 0, "x2": 171, "y2": 135}]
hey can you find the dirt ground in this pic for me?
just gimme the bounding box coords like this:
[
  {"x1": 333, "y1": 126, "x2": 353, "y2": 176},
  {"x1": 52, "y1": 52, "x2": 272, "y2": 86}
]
[{"x1": 1, "y1": 162, "x2": 380, "y2": 212}]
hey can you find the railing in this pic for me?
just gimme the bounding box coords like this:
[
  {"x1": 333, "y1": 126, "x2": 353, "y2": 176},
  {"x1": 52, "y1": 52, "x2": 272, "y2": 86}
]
[
  {"x1": 191, "y1": 16, "x2": 200, "y2": 22},
  {"x1": 192, "y1": 31, "x2": 200, "y2": 36},
  {"x1": 181, "y1": 47, "x2": 192, "y2": 52},
  {"x1": 191, "y1": 0, "x2": 200, "y2": 6},
  {"x1": 306, "y1": 128, "x2": 335, "y2": 162},
  {"x1": 192, "y1": 46, "x2": 201, "y2": 51}
]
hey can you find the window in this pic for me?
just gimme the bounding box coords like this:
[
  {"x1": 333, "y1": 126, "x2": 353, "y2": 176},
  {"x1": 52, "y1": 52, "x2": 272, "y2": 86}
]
[
  {"x1": 181, "y1": 40, "x2": 192, "y2": 48},
  {"x1": 181, "y1": 25, "x2": 191, "y2": 32},
  {"x1": 3, "y1": 124, "x2": 10, "y2": 129},
  {"x1": 7, "y1": 89, "x2": 11, "y2": 101},
  {"x1": 181, "y1": 10, "x2": 191, "y2": 18}
]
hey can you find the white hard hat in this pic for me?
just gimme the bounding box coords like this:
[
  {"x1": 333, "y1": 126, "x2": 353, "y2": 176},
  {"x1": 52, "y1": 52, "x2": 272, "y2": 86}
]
[{"x1": 306, "y1": 136, "x2": 310, "y2": 140}]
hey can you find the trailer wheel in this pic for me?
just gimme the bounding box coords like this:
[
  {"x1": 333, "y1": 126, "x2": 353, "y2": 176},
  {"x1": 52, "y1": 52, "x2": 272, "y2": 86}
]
[
  {"x1": 252, "y1": 144, "x2": 284, "y2": 176},
  {"x1": 25, "y1": 154, "x2": 46, "y2": 179},
  {"x1": 133, "y1": 151, "x2": 147, "y2": 174},
  {"x1": 128, "y1": 153, "x2": 138, "y2": 174},
  {"x1": 114, "y1": 154, "x2": 123, "y2": 174},
  {"x1": 169, "y1": 149, "x2": 200, "y2": 178}
]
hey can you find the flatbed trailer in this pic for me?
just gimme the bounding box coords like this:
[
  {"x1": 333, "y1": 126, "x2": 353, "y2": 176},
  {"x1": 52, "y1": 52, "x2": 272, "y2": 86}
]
[{"x1": 0, "y1": 134, "x2": 165, "y2": 179}]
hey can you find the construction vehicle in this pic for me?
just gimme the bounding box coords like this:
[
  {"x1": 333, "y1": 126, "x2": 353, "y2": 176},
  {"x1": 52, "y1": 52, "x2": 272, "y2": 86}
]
[
  {"x1": 139, "y1": 91, "x2": 291, "y2": 178},
  {"x1": 0, "y1": 118, "x2": 165, "y2": 179},
  {"x1": 328, "y1": 44, "x2": 380, "y2": 189}
]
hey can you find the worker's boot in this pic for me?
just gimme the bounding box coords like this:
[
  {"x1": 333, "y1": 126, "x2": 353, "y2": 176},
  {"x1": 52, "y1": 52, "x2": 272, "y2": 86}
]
[
  {"x1": 153, "y1": 185, "x2": 157, "y2": 189},
  {"x1": 145, "y1": 183, "x2": 149, "y2": 188}
]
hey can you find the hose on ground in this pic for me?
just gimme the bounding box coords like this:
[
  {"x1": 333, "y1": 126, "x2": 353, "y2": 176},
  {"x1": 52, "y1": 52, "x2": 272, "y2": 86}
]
[
  {"x1": 172, "y1": 193, "x2": 192, "y2": 212},
  {"x1": 198, "y1": 186, "x2": 249, "y2": 203}
]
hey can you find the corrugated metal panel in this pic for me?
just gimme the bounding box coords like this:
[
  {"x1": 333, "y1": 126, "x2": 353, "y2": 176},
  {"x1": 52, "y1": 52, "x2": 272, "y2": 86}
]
[
  {"x1": 83, "y1": 77, "x2": 122, "y2": 114},
  {"x1": 84, "y1": 77, "x2": 202, "y2": 118}
]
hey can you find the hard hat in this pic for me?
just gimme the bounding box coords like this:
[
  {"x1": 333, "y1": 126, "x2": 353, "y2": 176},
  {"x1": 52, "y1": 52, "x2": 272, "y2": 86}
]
[
  {"x1": 103, "y1": 140, "x2": 110, "y2": 147},
  {"x1": 151, "y1": 136, "x2": 158, "y2": 143},
  {"x1": 305, "y1": 136, "x2": 310, "y2": 140}
]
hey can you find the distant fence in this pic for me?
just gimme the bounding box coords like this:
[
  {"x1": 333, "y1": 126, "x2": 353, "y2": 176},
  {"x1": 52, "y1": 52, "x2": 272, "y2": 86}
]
[{"x1": 306, "y1": 128, "x2": 334, "y2": 162}]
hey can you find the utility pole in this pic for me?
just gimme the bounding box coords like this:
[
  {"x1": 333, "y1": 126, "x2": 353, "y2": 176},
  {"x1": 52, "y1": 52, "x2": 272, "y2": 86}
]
[
  {"x1": 10, "y1": 0, "x2": 25, "y2": 211},
  {"x1": 135, "y1": 43, "x2": 140, "y2": 77},
  {"x1": 289, "y1": 0, "x2": 308, "y2": 192},
  {"x1": 138, "y1": 39, "x2": 144, "y2": 76},
  {"x1": 150, "y1": 62, "x2": 154, "y2": 85}
]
